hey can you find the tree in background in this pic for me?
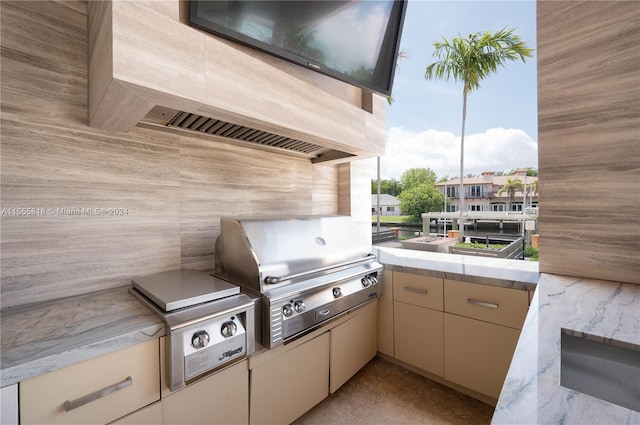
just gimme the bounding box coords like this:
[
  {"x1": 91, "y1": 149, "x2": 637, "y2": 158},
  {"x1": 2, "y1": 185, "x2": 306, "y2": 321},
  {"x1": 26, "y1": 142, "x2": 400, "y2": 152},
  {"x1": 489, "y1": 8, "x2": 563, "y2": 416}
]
[
  {"x1": 399, "y1": 184, "x2": 445, "y2": 221},
  {"x1": 424, "y1": 27, "x2": 533, "y2": 239},
  {"x1": 400, "y1": 167, "x2": 437, "y2": 189},
  {"x1": 498, "y1": 177, "x2": 525, "y2": 211},
  {"x1": 371, "y1": 178, "x2": 403, "y2": 196},
  {"x1": 397, "y1": 168, "x2": 444, "y2": 221},
  {"x1": 508, "y1": 167, "x2": 538, "y2": 177}
]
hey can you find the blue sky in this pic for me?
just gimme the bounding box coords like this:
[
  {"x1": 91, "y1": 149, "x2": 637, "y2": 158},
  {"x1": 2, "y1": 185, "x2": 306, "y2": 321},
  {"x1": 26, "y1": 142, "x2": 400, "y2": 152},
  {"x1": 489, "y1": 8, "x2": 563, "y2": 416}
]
[{"x1": 369, "y1": 0, "x2": 538, "y2": 180}]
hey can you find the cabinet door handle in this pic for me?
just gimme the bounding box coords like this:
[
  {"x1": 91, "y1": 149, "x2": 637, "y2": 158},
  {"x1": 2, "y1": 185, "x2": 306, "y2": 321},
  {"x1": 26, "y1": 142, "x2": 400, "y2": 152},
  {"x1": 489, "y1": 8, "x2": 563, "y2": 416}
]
[
  {"x1": 63, "y1": 376, "x2": 132, "y2": 412},
  {"x1": 404, "y1": 286, "x2": 428, "y2": 295},
  {"x1": 467, "y1": 298, "x2": 498, "y2": 309}
]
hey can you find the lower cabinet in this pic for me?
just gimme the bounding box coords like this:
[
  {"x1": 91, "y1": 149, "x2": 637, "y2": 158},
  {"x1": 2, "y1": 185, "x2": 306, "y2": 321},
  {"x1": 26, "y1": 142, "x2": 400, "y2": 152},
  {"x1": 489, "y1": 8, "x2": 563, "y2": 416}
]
[
  {"x1": 443, "y1": 279, "x2": 529, "y2": 400},
  {"x1": 392, "y1": 272, "x2": 444, "y2": 377},
  {"x1": 330, "y1": 300, "x2": 378, "y2": 393},
  {"x1": 249, "y1": 300, "x2": 378, "y2": 424},
  {"x1": 161, "y1": 360, "x2": 248, "y2": 425},
  {"x1": 377, "y1": 270, "x2": 395, "y2": 357},
  {"x1": 19, "y1": 339, "x2": 160, "y2": 425},
  {"x1": 250, "y1": 332, "x2": 330, "y2": 425},
  {"x1": 387, "y1": 271, "x2": 530, "y2": 402},
  {"x1": 394, "y1": 302, "x2": 444, "y2": 377},
  {"x1": 444, "y1": 313, "x2": 521, "y2": 399}
]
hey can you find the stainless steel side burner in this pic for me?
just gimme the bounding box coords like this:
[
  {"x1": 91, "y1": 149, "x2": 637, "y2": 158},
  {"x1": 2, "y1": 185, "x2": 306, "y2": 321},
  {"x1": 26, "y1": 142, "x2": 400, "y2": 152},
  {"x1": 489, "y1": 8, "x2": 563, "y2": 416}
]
[{"x1": 129, "y1": 270, "x2": 255, "y2": 391}]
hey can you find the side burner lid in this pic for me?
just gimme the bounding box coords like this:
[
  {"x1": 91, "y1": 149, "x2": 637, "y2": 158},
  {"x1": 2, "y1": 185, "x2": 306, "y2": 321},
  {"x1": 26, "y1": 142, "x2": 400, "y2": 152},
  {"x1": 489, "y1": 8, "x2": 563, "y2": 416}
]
[{"x1": 132, "y1": 270, "x2": 239, "y2": 312}]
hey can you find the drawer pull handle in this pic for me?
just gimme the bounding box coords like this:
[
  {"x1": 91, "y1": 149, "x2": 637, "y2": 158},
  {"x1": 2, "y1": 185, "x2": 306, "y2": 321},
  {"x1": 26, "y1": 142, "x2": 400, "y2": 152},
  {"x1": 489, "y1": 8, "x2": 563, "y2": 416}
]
[
  {"x1": 63, "y1": 376, "x2": 132, "y2": 412},
  {"x1": 404, "y1": 286, "x2": 428, "y2": 295},
  {"x1": 467, "y1": 298, "x2": 498, "y2": 309}
]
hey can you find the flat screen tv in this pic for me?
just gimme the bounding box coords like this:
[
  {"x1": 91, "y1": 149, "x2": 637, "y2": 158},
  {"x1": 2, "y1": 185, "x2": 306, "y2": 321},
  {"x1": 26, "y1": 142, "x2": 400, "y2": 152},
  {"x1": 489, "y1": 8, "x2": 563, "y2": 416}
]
[{"x1": 189, "y1": 1, "x2": 407, "y2": 97}]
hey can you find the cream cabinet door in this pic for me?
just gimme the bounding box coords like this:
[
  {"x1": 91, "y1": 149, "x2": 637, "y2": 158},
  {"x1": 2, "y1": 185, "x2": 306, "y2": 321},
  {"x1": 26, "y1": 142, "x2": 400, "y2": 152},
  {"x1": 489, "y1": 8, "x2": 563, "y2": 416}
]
[
  {"x1": 162, "y1": 360, "x2": 248, "y2": 425},
  {"x1": 250, "y1": 332, "x2": 329, "y2": 425},
  {"x1": 444, "y1": 313, "x2": 520, "y2": 399},
  {"x1": 20, "y1": 339, "x2": 160, "y2": 425},
  {"x1": 377, "y1": 270, "x2": 394, "y2": 357},
  {"x1": 394, "y1": 301, "x2": 444, "y2": 377},
  {"x1": 330, "y1": 300, "x2": 378, "y2": 393}
]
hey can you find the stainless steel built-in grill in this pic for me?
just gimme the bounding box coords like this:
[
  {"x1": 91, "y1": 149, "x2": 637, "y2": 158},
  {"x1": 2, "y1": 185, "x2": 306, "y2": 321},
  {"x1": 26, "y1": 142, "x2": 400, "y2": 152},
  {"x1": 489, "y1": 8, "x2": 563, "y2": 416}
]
[
  {"x1": 128, "y1": 270, "x2": 255, "y2": 391},
  {"x1": 214, "y1": 216, "x2": 383, "y2": 349}
]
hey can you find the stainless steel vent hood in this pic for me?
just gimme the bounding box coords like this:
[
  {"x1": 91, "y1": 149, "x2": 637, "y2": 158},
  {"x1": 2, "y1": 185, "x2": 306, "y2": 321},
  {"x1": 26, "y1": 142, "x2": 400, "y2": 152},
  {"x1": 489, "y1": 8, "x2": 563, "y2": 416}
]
[{"x1": 138, "y1": 107, "x2": 355, "y2": 163}]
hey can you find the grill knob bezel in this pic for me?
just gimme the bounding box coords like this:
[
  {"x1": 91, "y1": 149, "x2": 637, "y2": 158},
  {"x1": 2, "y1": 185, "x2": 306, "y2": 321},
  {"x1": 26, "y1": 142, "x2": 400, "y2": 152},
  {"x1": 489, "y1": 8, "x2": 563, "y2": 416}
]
[
  {"x1": 332, "y1": 287, "x2": 342, "y2": 298},
  {"x1": 191, "y1": 330, "x2": 210, "y2": 349},
  {"x1": 220, "y1": 321, "x2": 237, "y2": 338},
  {"x1": 294, "y1": 300, "x2": 306, "y2": 313}
]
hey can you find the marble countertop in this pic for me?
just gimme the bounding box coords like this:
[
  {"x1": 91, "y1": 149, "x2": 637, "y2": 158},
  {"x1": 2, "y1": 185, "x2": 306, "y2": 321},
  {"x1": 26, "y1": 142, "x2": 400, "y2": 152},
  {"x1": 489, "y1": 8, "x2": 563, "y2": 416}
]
[
  {"x1": 0, "y1": 249, "x2": 538, "y2": 388},
  {"x1": 374, "y1": 246, "x2": 539, "y2": 291},
  {"x1": 492, "y1": 273, "x2": 640, "y2": 424},
  {"x1": 0, "y1": 287, "x2": 164, "y2": 387}
]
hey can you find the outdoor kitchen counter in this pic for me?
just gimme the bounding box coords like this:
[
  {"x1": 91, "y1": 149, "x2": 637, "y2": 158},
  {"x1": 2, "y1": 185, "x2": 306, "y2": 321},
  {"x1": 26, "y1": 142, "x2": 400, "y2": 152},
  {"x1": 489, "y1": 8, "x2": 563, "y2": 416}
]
[
  {"x1": 492, "y1": 273, "x2": 640, "y2": 424},
  {"x1": 374, "y1": 246, "x2": 539, "y2": 291},
  {"x1": 0, "y1": 287, "x2": 164, "y2": 387}
]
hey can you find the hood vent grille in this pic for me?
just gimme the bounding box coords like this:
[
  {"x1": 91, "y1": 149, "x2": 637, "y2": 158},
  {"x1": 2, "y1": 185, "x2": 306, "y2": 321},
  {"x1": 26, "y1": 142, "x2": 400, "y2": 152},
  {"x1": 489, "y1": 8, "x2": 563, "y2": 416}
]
[
  {"x1": 137, "y1": 106, "x2": 355, "y2": 163},
  {"x1": 169, "y1": 111, "x2": 325, "y2": 155},
  {"x1": 138, "y1": 106, "x2": 354, "y2": 163}
]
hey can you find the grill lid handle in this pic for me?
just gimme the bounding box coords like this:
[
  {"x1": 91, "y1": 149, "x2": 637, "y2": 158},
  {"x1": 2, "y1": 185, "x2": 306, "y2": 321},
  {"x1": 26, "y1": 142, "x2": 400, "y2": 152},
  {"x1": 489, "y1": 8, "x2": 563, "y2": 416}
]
[{"x1": 265, "y1": 254, "x2": 377, "y2": 285}]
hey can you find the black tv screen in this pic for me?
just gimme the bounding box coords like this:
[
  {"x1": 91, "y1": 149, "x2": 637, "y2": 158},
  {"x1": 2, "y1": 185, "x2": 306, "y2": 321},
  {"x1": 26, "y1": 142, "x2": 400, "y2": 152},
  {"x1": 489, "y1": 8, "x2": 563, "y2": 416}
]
[{"x1": 189, "y1": 1, "x2": 407, "y2": 97}]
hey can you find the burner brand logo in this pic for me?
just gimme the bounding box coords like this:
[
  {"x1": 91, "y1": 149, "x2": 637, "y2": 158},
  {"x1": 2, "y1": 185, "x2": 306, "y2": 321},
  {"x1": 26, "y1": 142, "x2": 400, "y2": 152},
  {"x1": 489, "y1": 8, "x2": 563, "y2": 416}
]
[{"x1": 219, "y1": 347, "x2": 243, "y2": 361}]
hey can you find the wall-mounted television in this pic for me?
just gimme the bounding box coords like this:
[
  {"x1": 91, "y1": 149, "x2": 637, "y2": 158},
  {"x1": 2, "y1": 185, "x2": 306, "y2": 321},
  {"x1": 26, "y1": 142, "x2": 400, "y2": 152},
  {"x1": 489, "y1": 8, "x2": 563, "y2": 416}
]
[{"x1": 189, "y1": 1, "x2": 407, "y2": 97}]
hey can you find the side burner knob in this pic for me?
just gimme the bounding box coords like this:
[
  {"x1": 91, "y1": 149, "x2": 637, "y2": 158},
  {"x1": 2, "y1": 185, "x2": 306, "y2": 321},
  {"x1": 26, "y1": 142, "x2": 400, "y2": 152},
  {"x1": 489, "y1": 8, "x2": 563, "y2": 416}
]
[
  {"x1": 221, "y1": 321, "x2": 237, "y2": 338},
  {"x1": 191, "y1": 330, "x2": 210, "y2": 349},
  {"x1": 283, "y1": 304, "x2": 294, "y2": 317}
]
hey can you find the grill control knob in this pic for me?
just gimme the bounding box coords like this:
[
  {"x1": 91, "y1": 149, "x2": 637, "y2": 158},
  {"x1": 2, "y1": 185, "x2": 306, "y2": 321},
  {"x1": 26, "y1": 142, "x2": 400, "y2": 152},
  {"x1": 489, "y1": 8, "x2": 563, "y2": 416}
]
[
  {"x1": 283, "y1": 304, "x2": 294, "y2": 317},
  {"x1": 191, "y1": 330, "x2": 210, "y2": 349},
  {"x1": 221, "y1": 321, "x2": 237, "y2": 338},
  {"x1": 361, "y1": 276, "x2": 371, "y2": 287},
  {"x1": 333, "y1": 287, "x2": 342, "y2": 298},
  {"x1": 370, "y1": 275, "x2": 378, "y2": 285},
  {"x1": 294, "y1": 300, "x2": 306, "y2": 313}
]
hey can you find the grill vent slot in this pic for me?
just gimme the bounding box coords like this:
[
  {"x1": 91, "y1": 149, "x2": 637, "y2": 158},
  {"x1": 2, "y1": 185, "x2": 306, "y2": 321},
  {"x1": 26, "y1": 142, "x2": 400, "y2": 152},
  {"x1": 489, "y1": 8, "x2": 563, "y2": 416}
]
[{"x1": 168, "y1": 112, "x2": 324, "y2": 155}]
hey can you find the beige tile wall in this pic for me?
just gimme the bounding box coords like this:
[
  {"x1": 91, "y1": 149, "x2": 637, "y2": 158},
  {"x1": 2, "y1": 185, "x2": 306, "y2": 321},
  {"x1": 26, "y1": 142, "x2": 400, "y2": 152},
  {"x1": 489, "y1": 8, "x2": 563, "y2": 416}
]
[
  {"x1": 0, "y1": 1, "x2": 357, "y2": 309},
  {"x1": 537, "y1": 1, "x2": 640, "y2": 284}
]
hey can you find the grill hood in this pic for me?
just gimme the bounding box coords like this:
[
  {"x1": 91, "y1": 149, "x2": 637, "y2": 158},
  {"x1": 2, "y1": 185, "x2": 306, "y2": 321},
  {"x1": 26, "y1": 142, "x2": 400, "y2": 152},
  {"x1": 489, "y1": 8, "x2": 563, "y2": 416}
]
[{"x1": 214, "y1": 216, "x2": 374, "y2": 293}]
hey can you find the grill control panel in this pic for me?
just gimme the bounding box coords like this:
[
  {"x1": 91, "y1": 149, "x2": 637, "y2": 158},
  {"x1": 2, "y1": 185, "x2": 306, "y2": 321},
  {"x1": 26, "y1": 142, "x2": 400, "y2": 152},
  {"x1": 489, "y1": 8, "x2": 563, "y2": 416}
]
[
  {"x1": 182, "y1": 315, "x2": 246, "y2": 382},
  {"x1": 265, "y1": 270, "x2": 382, "y2": 348}
]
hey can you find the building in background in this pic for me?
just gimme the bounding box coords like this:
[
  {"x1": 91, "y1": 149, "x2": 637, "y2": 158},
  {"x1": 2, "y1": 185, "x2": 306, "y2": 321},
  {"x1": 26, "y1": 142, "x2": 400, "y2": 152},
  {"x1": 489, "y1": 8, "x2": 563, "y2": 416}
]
[
  {"x1": 435, "y1": 170, "x2": 538, "y2": 213},
  {"x1": 371, "y1": 194, "x2": 401, "y2": 216}
]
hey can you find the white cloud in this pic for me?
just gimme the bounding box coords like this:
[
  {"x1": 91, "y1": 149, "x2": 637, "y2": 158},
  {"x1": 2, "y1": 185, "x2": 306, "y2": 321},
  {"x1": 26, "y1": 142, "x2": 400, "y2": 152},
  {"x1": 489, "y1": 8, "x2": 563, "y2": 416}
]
[{"x1": 370, "y1": 126, "x2": 538, "y2": 180}]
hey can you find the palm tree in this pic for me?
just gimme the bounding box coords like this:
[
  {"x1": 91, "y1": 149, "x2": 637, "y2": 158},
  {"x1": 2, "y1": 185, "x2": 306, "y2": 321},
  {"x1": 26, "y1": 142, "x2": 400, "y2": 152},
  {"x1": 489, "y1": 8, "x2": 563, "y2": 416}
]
[
  {"x1": 498, "y1": 177, "x2": 525, "y2": 211},
  {"x1": 527, "y1": 179, "x2": 539, "y2": 208},
  {"x1": 424, "y1": 27, "x2": 533, "y2": 239}
]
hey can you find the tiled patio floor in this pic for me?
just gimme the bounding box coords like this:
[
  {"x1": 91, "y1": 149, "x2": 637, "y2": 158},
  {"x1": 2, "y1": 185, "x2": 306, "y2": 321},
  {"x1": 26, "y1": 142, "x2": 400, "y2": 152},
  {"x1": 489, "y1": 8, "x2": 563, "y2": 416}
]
[{"x1": 293, "y1": 356, "x2": 494, "y2": 425}]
